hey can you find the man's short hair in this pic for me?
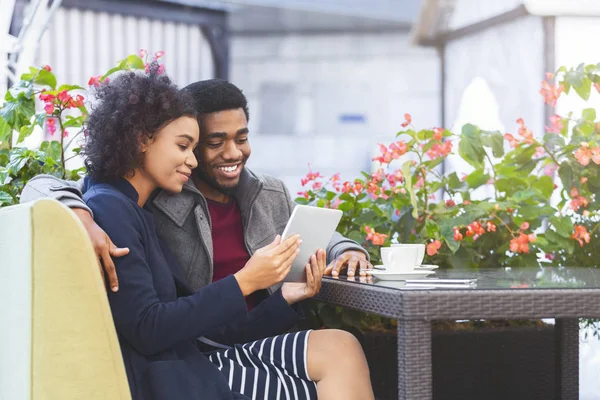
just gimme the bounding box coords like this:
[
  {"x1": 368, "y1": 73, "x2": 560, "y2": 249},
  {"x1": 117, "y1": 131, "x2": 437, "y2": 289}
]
[{"x1": 182, "y1": 79, "x2": 249, "y2": 129}]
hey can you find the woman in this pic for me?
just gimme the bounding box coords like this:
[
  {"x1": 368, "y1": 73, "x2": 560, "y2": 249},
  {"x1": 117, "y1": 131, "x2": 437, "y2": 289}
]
[{"x1": 82, "y1": 66, "x2": 374, "y2": 400}]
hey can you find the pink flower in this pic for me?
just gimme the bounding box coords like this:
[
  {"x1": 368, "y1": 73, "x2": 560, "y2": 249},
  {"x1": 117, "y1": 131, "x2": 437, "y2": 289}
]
[
  {"x1": 44, "y1": 103, "x2": 54, "y2": 114},
  {"x1": 521, "y1": 222, "x2": 530, "y2": 230},
  {"x1": 544, "y1": 163, "x2": 558, "y2": 176},
  {"x1": 401, "y1": 113, "x2": 412, "y2": 128},
  {"x1": 46, "y1": 118, "x2": 57, "y2": 135},
  {"x1": 516, "y1": 118, "x2": 534, "y2": 144},
  {"x1": 575, "y1": 143, "x2": 592, "y2": 166},
  {"x1": 545, "y1": 114, "x2": 564, "y2": 134},
  {"x1": 540, "y1": 81, "x2": 564, "y2": 107},
  {"x1": 154, "y1": 51, "x2": 165, "y2": 59},
  {"x1": 504, "y1": 133, "x2": 519, "y2": 149},
  {"x1": 157, "y1": 64, "x2": 166, "y2": 75},
  {"x1": 138, "y1": 49, "x2": 147, "y2": 58},
  {"x1": 433, "y1": 127, "x2": 443, "y2": 141},
  {"x1": 534, "y1": 147, "x2": 545, "y2": 158},
  {"x1": 297, "y1": 191, "x2": 309, "y2": 199},
  {"x1": 88, "y1": 75, "x2": 102, "y2": 87},
  {"x1": 312, "y1": 181, "x2": 323, "y2": 191}
]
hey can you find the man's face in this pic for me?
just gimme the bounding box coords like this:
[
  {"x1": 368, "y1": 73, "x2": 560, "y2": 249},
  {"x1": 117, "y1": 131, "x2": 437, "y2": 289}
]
[{"x1": 193, "y1": 108, "x2": 251, "y2": 193}]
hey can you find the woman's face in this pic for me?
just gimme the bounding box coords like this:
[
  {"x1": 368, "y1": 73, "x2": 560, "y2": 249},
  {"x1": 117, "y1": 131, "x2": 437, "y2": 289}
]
[{"x1": 142, "y1": 116, "x2": 199, "y2": 193}]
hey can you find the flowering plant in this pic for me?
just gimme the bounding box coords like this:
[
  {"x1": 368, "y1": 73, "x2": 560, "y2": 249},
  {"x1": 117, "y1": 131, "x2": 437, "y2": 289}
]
[
  {"x1": 297, "y1": 64, "x2": 600, "y2": 269},
  {"x1": 0, "y1": 51, "x2": 164, "y2": 207}
]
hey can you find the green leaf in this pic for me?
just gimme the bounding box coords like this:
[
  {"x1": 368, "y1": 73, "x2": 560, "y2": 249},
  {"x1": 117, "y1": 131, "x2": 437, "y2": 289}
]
[
  {"x1": 574, "y1": 75, "x2": 592, "y2": 100},
  {"x1": 325, "y1": 191, "x2": 337, "y2": 201},
  {"x1": 0, "y1": 190, "x2": 14, "y2": 206},
  {"x1": 425, "y1": 219, "x2": 439, "y2": 237},
  {"x1": 34, "y1": 112, "x2": 46, "y2": 128},
  {"x1": 0, "y1": 117, "x2": 11, "y2": 143},
  {"x1": 34, "y1": 70, "x2": 57, "y2": 90},
  {"x1": 465, "y1": 168, "x2": 491, "y2": 189},
  {"x1": 531, "y1": 175, "x2": 555, "y2": 199},
  {"x1": 401, "y1": 160, "x2": 418, "y2": 218},
  {"x1": 126, "y1": 55, "x2": 145, "y2": 70},
  {"x1": 446, "y1": 172, "x2": 467, "y2": 191},
  {"x1": 549, "y1": 216, "x2": 573, "y2": 238},
  {"x1": 295, "y1": 197, "x2": 309, "y2": 205},
  {"x1": 582, "y1": 108, "x2": 596, "y2": 122},
  {"x1": 519, "y1": 205, "x2": 556, "y2": 220},
  {"x1": 458, "y1": 124, "x2": 485, "y2": 169},
  {"x1": 481, "y1": 130, "x2": 504, "y2": 158},
  {"x1": 17, "y1": 125, "x2": 34, "y2": 143},
  {"x1": 337, "y1": 201, "x2": 354, "y2": 212},
  {"x1": 0, "y1": 96, "x2": 35, "y2": 130},
  {"x1": 558, "y1": 161, "x2": 574, "y2": 191},
  {"x1": 57, "y1": 84, "x2": 85, "y2": 92}
]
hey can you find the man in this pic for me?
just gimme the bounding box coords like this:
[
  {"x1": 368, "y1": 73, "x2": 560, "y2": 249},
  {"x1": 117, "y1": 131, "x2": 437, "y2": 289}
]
[{"x1": 21, "y1": 79, "x2": 371, "y2": 313}]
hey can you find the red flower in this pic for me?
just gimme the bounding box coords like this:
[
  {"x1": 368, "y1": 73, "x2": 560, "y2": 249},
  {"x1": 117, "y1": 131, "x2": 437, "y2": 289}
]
[
  {"x1": 510, "y1": 233, "x2": 532, "y2": 253},
  {"x1": 301, "y1": 166, "x2": 322, "y2": 186},
  {"x1": 433, "y1": 127, "x2": 443, "y2": 141},
  {"x1": 39, "y1": 90, "x2": 55, "y2": 103},
  {"x1": 401, "y1": 113, "x2": 412, "y2": 128},
  {"x1": 453, "y1": 227, "x2": 463, "y2": 241},
  {"x1": 297, "y1": 191, "x2": 310, "y2": 199},
  {"x1": 445, "y1": 199, "x2": 456, "y2": 207},
  {"x1": 42, "y1": 65, "x2": 52, "y2": 72},
  {"x1": 486, "y1": 221, "x2": 496, "y2": 232},
  {"x1": 364, "y1": 226, "x2": 388, "y2": 246},
  {"x1": 572, "y1": 225, "x2": 591, "y2": 247},
  {"x1": 426, "y1": 240, "x2": 442, "y2": 256}
]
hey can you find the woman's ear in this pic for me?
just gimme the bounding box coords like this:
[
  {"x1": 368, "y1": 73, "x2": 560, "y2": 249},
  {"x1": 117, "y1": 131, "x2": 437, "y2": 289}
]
[{"x1": 139, "y1": 132, "x2": 152, "y2": 153}]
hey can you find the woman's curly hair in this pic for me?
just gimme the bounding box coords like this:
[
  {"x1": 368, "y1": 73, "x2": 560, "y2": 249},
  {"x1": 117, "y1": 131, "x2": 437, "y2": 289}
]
[{"x1": 83, "y1": 65, "x2": 197, "y2": 182}]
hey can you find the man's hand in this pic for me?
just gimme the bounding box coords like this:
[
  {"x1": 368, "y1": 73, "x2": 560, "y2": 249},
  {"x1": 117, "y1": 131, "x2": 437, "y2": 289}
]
[
  {"x1": 73, "y1": 208, "x2": 129, "y2": 292},
  {"x1": 324, "y1": 250, "x2": 372, "y2": 277},
  {"x1": 281, "y1": 249, "x2": 326, "y2": 305}
]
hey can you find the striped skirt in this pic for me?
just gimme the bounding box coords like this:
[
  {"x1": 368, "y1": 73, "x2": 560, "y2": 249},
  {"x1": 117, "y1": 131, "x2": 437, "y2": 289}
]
[{"x1": 207, "y1": 330, "x2": 318, "y2": 400}]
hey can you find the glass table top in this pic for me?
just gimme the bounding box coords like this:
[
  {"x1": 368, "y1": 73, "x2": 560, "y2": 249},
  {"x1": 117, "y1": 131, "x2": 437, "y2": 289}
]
[{"x1": 326, "y1": 267, "x2": 600, "y2": 291}]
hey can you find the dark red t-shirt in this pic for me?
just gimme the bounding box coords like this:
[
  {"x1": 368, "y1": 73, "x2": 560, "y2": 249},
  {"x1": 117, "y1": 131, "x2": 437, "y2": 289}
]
[{"x1": 206, "y1": 198, "x2": 255, "y2": 308}]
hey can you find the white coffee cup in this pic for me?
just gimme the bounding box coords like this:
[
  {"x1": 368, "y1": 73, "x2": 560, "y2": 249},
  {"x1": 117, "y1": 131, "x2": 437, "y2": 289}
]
[
  {"x1": 391, "y1": 243, "x2": 426, "y2": 267},
  {"x1": 380, "y1": 246, "x2": 419, "y2": 272}
]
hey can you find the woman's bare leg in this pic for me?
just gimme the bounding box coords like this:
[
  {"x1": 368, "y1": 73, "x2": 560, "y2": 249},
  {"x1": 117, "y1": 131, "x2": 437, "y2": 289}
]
[{"x1": 306, "y1": 329, "x2": 374, "y2": 400}]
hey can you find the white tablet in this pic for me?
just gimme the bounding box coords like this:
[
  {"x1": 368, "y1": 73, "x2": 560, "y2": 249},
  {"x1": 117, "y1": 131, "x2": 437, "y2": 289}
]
[{"x1": 281, "y1": 205, "x2": 343, "y2": 283}]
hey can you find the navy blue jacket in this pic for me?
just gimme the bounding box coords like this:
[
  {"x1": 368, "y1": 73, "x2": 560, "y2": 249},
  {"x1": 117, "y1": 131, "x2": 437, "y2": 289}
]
[{"x1": 84, "y1": 179, "x2": 302, "y2": 399}]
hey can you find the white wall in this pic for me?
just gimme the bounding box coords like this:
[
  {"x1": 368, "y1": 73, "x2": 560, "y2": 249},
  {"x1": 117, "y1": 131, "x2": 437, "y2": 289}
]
[
  {"x1": 449, "y1": 0, "x2": 524, "y2": 30},
  {"x1": 230, "y1": 31, "x2": 441, "y2": 194},
  {"x1": 37, "y1": 8, "x2": 214, "y2": 89},
  {"x1": 443, "y1": 15, "x2": 545, "y2": 196},
  {"x1": 555, "y1": 17, "x2": 600, "y2": 117}
]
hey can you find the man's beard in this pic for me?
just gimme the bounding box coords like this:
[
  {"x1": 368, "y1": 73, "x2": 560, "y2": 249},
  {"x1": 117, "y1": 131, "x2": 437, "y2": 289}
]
[{"x1": 193, "y1": 164, "x2": 239, "y2": 197}]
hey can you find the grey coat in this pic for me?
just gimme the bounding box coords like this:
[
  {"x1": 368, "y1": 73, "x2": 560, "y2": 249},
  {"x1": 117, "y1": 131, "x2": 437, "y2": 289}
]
[{"x1": 21, "y1": 168, "x2": 367, "y2": 292}]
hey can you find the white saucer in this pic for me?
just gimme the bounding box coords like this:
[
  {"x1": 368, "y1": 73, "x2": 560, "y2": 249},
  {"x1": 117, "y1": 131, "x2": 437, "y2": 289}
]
[
  {"x1": 415, "y1": 264, "x2": 439, "y2": 271},
  {"x1": 367, "y1": 270, "x2": 435, "y2": 281}
]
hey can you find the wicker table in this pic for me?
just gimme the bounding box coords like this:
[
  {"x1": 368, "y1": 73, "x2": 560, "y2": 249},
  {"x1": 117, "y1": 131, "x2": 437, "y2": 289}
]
[{"x1": 315, "y1": 267, "x2": 600, "y2": 400}]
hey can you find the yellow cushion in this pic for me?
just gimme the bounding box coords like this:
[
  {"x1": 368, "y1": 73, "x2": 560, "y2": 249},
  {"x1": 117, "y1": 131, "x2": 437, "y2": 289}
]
[{"x1": 0, "y1": 199, "x2": 130, "y2": 399}]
